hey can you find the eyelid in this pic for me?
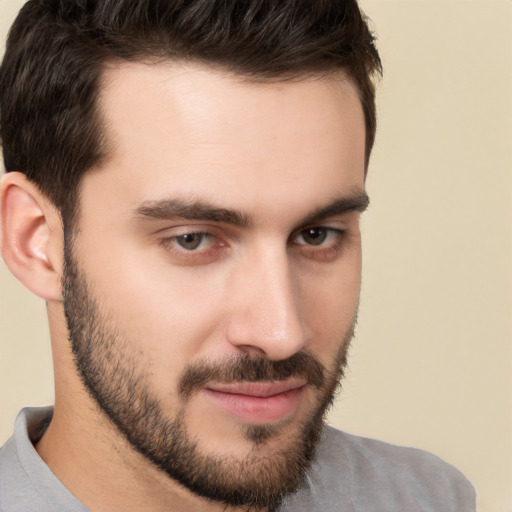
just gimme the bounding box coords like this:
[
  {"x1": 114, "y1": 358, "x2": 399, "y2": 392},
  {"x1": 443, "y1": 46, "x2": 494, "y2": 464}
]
[
  {"x1": 153, "y1": 221, "x2": 244, "y2": 239},
  {"x1": 153, "y1": 221, "x2": 215, "y2": 235}
]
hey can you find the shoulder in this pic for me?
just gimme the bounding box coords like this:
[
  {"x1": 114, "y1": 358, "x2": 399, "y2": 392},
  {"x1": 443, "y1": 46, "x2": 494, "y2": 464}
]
[
  {"x1": 0, "y1": 408, "x2": 51, "y2": 512},
  {"x1": 280, "y1": 425, "x2": 476, "y2": 512},
  {"x1": 0, "y1": 407, "x2": 88, "y2": 512},
  {"x1": 321, "y1": 425, "x2": 473, "y2": 487}
]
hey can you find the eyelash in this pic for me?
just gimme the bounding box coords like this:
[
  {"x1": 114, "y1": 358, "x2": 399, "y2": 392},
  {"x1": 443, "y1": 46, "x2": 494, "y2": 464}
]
[{"x1": 159, "y1": 227, "x2": 347, "y2": 264}]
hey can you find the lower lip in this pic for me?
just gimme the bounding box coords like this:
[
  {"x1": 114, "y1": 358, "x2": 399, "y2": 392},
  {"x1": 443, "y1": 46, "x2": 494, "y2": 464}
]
[{"x1": 202, "y1": 386, "x2": 306, "y2": 424}]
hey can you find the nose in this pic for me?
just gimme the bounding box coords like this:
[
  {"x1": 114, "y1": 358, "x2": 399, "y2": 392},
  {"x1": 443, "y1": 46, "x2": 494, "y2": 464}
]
[{"x1": 225, "y1": 246, "x2": 311, "y2": 361}]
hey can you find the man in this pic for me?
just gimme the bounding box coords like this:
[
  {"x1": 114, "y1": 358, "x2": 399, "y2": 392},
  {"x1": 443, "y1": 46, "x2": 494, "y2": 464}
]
[{"x1": 0, "y1": 1, "x2": 475, "y2": 511}]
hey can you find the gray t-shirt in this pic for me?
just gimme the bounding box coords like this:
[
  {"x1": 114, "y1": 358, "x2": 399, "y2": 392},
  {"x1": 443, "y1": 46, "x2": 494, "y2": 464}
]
[{"x1": 0, "y1": 407, "x2": 476, "y2": 511}]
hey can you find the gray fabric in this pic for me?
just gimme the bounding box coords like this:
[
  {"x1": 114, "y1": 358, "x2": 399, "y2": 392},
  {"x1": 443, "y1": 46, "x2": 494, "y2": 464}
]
[
  {"x1": 0, "y1": 407, "x2": 475, "y2": 511},
  {"x1": 0, "y1": 408, "x2": 88, "y2": 512},
  {"x1": 280, "y1": 426, "x2": 476, "y2": 511}
]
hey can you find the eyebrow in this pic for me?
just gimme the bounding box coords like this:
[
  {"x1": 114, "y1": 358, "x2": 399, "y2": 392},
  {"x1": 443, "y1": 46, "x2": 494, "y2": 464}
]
[
  {"x1": 134, "y1": 192, "x2": 369, "y2": 228},
  {"x1": 135, "y1": 198, "x2": 251, "y2": 227},
  {"x1": 299, "y1": 192, "x2": 369, "y2": 227}
]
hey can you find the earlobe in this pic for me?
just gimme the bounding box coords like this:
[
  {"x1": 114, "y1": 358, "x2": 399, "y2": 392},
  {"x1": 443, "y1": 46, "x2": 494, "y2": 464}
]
[{"x1": 0, "y1": 172, "x2": 63, "y2": 301}]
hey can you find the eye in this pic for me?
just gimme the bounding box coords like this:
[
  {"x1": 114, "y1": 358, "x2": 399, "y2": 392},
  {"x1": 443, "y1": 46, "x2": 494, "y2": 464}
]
[
  {"x1": 174, "y1": 232, "x2": 212, "y2": 251},
  {"x1": 292, "y1": 226, "x2": 348, "y2": 262},
  {"x1": 295, "y1": 227, "x2": 340, "y2": 246}
]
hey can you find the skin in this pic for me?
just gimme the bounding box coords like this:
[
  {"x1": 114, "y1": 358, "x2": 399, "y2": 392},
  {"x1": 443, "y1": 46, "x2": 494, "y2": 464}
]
[{"x1": 0, "y1": 62, "x2": 366, "y2": 511}]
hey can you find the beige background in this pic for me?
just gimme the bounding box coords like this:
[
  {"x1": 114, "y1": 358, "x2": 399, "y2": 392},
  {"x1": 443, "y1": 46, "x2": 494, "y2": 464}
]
[{"x1": 1, "y1": 1, "x2": 511, "y2": 511}]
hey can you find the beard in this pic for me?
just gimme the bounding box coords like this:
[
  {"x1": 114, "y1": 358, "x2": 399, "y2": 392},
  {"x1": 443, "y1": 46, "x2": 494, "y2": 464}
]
[{"x1": 62, "y1": 240, "x2": 353, "y2": 511}]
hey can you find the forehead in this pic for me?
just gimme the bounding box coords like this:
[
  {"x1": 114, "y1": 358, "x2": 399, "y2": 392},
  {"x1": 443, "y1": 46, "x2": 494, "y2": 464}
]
[{"x1": 85, "y1": 61, "x2": 365, "y2": 221}]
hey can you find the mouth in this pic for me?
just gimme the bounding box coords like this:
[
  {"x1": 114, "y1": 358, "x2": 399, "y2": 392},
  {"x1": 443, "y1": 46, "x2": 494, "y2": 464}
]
[{"x1": 202, "y1": 379, "x2": 307, "y2": 425}]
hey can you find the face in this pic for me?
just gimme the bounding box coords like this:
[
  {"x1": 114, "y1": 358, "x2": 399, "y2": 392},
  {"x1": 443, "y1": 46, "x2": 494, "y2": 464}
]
[{"x1": 63, "y1": 63, "x2": 366, "y2": 510}]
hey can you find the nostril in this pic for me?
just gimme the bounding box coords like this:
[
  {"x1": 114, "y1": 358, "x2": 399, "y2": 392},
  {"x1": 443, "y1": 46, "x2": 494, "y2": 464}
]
[{"x1": 233, "y1": 344, "x2": 267, "y2": 358}]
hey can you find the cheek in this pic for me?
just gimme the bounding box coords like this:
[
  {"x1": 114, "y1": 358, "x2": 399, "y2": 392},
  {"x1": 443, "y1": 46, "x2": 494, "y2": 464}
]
[
  {"x1": 299, "y1": 251, "x2": 361, "y2": 354},
  {"x1": 118, "y1": 276, "x2": 227, "y2": 364},
  {"x1": 80, "y1": 239, "x2": 233, "y2": 385}
]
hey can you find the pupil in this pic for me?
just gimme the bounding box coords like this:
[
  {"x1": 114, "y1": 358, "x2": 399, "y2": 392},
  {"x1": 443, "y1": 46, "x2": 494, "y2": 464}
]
[{"x1": 304, "y1": 228, "x2": 326, "y2": 246}]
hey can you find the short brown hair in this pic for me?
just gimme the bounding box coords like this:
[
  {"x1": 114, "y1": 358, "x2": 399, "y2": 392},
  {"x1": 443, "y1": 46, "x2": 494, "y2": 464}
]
[{"x1": 0, "y1": 0, "x2": 382, "y2": 223}]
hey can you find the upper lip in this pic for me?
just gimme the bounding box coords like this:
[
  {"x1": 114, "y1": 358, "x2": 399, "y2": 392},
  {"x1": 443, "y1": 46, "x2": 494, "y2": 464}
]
[{"x1": 206, "y1": 379, "x2": 307, "y2": 398}]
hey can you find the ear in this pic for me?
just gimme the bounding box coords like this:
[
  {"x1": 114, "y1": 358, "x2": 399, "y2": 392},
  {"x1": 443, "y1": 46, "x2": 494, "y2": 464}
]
[{"x1": 0, "y1": 172, "x2": 64, "y2": 301}]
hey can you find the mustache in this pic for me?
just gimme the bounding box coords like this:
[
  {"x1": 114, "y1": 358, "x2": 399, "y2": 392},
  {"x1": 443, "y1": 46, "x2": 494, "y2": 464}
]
[{"x1": 178, "y1": 352, "x2": 327, "y2": 401}]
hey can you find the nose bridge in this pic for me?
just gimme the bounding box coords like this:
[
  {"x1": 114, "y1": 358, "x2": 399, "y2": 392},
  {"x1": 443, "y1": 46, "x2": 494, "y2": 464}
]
[{"x1": 227, "y1": 243, "x2": 309, "y2": 360}]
